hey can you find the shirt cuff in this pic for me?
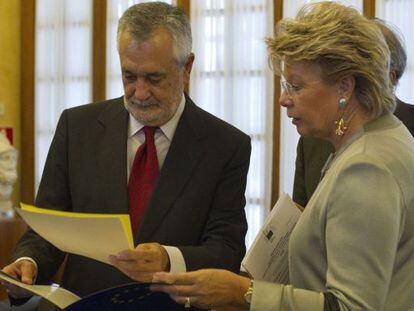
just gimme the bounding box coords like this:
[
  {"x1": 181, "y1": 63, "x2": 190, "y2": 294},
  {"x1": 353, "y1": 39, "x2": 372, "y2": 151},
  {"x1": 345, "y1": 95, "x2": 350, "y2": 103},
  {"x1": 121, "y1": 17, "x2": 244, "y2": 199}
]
[
  {"x1": 15, "y1": 257, "x2": 38, "y2": 283},
  {"x1": 162, "y1": 246, "x2": 186, "y2": 272}
]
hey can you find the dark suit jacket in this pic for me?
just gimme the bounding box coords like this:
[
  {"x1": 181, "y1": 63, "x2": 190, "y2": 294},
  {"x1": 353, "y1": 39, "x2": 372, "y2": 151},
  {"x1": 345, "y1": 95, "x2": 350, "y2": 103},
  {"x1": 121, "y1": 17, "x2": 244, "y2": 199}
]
[
  {"x1": 293, "y1": 99, "x2": 414, "y2": 207},
  {"x1": 14, "y1": 96, "x2": 251, "y2": 297}
]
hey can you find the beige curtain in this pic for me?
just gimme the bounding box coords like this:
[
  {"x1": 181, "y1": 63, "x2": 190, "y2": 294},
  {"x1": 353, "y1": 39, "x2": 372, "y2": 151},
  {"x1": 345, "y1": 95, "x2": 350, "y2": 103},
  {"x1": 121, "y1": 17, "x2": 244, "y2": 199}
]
[
  {"x1": 35, "y1": 0, "x2": 93, "y2": 191},
  {"x1": 190, "y1": 0, "x2": 274, "y2": 248}
]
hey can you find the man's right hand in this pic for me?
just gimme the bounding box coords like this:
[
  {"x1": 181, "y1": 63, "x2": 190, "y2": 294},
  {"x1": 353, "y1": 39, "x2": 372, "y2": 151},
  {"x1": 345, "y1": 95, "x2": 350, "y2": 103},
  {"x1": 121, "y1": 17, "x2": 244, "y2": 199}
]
[{"x1": 1, "y1": 260, "x2": 37, "y2": 299}]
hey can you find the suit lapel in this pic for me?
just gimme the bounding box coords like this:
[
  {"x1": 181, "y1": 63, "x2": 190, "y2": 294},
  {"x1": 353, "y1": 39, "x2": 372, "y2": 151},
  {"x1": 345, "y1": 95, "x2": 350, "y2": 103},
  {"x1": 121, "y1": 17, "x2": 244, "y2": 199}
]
[
  {"x1": 136, "y1": 98, "x2": 206, "y2": 242},
  {"x1": 97, "y1": 98, "x2": 129, "y2": 214}
]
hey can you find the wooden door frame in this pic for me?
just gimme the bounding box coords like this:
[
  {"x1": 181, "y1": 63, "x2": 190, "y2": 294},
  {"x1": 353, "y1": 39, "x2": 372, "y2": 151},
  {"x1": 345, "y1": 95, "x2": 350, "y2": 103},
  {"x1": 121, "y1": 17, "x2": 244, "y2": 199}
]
[
  {"x1": 20, "y1": 0, "x2": 36, "y2": 204},
  {"x1": 364, "y1": 0, "x2": 376, "y2": 17},
  {"x1": 92, "y1": 0, "x2": 107, "y2": 102},
  {"x1": 271, "y1": 0, "x2": 283, "y2": 208}
]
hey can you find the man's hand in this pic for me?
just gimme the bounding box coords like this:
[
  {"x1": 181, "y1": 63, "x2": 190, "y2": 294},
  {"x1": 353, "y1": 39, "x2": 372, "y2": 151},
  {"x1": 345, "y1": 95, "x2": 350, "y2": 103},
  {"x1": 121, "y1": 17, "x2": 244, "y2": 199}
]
[
  {"x1": 1, "y1": 260, "x2": 37, "y2": 299},
  {"x1": 109, "y1": 242, "x2": 170, "y2": 282}
]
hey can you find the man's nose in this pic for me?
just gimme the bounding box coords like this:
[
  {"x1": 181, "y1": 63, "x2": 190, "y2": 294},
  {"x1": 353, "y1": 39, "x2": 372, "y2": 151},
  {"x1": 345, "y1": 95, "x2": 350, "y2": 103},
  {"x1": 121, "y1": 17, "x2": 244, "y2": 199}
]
[{"x1": 134, "y1": 79, "x2": 151, "y2": 101}]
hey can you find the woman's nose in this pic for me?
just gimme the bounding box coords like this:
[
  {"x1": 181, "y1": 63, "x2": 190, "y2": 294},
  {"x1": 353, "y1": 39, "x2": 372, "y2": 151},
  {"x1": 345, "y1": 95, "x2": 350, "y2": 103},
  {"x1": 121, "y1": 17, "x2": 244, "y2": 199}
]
[{"x1": 279, "y1": 91, "x2": 294, "y2": 108}]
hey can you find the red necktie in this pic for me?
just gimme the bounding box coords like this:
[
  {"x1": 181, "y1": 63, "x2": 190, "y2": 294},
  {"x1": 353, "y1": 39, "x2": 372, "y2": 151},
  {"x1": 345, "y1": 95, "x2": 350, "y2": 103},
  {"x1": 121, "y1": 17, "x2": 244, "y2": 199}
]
[{"x1": 128, "y1": 126, "x2": 159, "y2": 232}]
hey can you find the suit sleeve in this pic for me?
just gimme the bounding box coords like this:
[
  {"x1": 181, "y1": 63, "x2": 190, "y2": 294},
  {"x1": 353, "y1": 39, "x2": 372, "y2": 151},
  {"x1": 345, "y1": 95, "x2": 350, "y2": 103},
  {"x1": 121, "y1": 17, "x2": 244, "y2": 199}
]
[
  {"x1": 293, "y1": 137, "x2": 308, "y2": 207},
  {"x1": 178, "y1": 135, "x2": 251, "y2": 273},
  {"x1": 13, "y1": 110, "x2": 71, "y2": 284}
]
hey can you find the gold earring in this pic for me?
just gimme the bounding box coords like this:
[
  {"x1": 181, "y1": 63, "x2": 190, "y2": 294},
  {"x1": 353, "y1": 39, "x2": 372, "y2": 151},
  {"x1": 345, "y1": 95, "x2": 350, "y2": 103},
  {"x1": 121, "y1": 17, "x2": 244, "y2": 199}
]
[{"x1": 335, "y1": 118, "x2": 348, "y2": 136}]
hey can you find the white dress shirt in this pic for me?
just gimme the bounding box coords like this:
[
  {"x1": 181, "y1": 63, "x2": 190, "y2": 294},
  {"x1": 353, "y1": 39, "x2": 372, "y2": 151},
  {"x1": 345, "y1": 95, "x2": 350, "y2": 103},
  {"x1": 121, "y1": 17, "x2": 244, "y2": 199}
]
[{"x1": 126, "y1": 94, "x2": 187, "y2": 273}]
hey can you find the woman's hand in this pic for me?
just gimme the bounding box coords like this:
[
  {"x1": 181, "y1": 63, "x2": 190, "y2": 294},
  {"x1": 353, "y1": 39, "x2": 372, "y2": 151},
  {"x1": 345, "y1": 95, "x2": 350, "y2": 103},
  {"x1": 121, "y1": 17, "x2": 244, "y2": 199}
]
[{"x1": 151, "y1": 269, "x2": 251, "y2": 310}]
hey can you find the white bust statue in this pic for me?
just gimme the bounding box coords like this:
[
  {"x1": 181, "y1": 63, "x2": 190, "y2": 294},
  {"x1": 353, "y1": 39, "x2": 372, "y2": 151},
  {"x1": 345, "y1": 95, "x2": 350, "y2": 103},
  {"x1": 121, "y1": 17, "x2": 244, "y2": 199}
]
[{"x1": 0, "y1": 130, "x2": 18, "y2": 216}]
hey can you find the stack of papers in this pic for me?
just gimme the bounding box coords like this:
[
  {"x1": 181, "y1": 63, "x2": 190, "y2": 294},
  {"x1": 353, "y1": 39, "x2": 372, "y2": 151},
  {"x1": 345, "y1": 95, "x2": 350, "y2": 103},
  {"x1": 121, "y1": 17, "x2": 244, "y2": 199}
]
[{"x1": 16, "y1": 203, "x2": 134, "y2": 265}]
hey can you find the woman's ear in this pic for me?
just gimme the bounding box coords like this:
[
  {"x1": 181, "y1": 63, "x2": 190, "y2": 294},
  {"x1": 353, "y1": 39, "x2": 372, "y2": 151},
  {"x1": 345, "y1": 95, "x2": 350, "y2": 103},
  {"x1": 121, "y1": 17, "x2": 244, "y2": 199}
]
[
  {"x1": 339, "y1": 75, "x2": 355, "y2": 99},
  {"x1": 389, "y1": 70, "x2": 397, "y2": 86}
]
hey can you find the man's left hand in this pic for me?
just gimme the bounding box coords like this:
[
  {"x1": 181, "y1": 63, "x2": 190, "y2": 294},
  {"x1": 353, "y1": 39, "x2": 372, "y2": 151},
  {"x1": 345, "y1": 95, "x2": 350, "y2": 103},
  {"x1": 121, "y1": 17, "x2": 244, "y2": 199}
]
[{"x1": 109, "y1": 242, "x2": 170, "y2": 282}]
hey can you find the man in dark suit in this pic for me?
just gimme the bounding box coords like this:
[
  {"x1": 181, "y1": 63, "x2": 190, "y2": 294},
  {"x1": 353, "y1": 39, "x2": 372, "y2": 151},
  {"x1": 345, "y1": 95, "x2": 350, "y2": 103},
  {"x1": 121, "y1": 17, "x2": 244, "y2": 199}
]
[
  {"x1": 2, "y1": 2, "x2": 251, "y2": 303},
  {"x1": 293, "y1": 18, "x2": 414, "y2": 207}
]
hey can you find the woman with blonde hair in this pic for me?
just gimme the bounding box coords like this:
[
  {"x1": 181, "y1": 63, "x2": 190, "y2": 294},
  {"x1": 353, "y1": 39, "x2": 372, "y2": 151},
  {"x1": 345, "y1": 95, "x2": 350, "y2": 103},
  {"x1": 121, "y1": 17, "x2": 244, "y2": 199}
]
[{"x1": 151, "y1": 2, "x2": 414, "y2": 310}]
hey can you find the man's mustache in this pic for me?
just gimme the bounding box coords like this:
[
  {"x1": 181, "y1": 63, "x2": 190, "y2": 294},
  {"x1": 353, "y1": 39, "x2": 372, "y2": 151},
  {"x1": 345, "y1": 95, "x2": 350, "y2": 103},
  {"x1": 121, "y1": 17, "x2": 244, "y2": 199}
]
[{"x1": 126, "y1": 98, "x2": 159, "y2": 107}]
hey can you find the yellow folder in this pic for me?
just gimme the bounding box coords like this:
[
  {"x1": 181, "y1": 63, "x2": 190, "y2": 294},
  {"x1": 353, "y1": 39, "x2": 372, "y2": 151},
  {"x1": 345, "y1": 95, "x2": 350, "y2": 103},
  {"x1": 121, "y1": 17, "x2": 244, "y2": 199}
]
[{"x1": 16, "y1": 203, "x2": 134, "y2": 265}]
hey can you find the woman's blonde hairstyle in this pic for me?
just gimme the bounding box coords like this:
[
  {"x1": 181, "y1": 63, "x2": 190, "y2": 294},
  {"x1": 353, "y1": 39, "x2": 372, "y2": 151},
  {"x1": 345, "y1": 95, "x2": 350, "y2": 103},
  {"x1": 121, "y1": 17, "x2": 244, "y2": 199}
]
[{"x1": 266, "y1": 1, "x2": 395, "y2": 117}]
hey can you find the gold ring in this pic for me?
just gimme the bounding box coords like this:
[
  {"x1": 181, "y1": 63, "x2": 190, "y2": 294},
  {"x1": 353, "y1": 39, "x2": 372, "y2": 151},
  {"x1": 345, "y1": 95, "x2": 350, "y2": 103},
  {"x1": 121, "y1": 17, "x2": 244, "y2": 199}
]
[{"x1": 184, "y1": 296, "x2": 191, "y2": 308}]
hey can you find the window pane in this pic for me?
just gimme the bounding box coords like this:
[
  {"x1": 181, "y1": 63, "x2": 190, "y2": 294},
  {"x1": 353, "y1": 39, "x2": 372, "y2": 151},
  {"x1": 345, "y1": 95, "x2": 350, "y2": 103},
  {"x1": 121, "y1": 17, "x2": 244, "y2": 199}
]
[
  {"x1": 35, "y1": 0, "x2": 93, "y2": 191},
  {"x1": 190, "y1": 0, "x2": 274, "y2": 248}
]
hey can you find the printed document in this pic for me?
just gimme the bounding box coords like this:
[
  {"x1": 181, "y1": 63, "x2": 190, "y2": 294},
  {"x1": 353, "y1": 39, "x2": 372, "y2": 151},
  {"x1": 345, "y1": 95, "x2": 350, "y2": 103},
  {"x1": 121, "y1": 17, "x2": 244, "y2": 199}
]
[{"x1": 241, "y1": 193, "x2": 301, "y2": 284}]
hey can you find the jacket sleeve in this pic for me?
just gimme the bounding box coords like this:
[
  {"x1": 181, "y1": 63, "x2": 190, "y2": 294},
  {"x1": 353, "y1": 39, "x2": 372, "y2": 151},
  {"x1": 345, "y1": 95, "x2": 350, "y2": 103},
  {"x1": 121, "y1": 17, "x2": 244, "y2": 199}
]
[
  {"x1": 178, "y1": 135, "x2": 251, "y2": 273},
  {"x1": 13, "y1": 110, "x2": 71, "y2": 284}
]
